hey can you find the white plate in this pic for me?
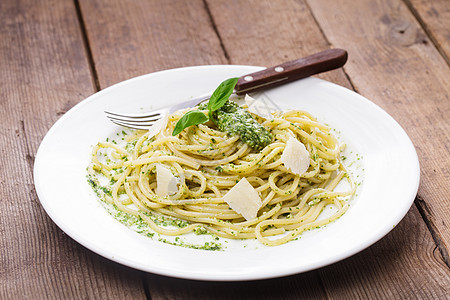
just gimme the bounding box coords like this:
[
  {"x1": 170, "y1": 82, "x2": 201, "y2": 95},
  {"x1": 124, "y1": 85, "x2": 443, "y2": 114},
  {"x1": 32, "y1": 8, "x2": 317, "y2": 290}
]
[{"x1": 34, "y1": 65, "x2": 420, "y2": 281}]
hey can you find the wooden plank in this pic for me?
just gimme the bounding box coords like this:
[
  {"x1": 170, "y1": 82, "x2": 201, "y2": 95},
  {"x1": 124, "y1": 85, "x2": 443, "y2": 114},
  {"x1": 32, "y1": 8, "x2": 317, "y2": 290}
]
[
  {"x1": 0, "y1": 0, "x2": 146, "y2": 298},
  {"x1": 319, "y1": 206, "x2": 449, "y2": 299},
  {"x1": 146, "y1": 272, "x2": 326, "y2": 300},
  {"x1": 205, "y1": 0, "x2": 352, "y2": 90},
  {"x1": 78, "y1": 0, "x2": 228, "y2": 89},
  {"x1": 405, "y1": 0, "x2": 450, "y2": 63},
  {"x1": 306, "y1": 0, "x2": 450, "y2": 260}
]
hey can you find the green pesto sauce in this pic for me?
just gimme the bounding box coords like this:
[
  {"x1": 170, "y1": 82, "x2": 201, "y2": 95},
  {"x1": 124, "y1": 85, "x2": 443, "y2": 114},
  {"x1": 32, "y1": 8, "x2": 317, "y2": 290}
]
[
  {"x1": 200, "y1": 101, "x2": 272, "y2": 151},
  {"x1": 88, "y1": 174, "x2": 224, "y2": 251},
  {"x1": 87, "y1": 132, "x2": 224, "y2": 251}
]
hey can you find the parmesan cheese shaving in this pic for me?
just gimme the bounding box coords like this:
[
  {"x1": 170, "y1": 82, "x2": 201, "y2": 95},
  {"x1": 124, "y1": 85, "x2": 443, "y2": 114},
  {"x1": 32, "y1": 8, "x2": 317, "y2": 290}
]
[
  {"x1": 223, "y1": 177, "x2": 262, "y2": 221},
  {"x1": 280, "y1": 137, "x2": 310, "y2": 175},
  {"x1": 148, "y1": 111, "x2": 169, "y2": 138},
  {"x1": 156, "y1": 164, "x2": 178, "y2": 196},
  {"x1": 244, "y1": 94, "x2": 275, "y2": 120}
]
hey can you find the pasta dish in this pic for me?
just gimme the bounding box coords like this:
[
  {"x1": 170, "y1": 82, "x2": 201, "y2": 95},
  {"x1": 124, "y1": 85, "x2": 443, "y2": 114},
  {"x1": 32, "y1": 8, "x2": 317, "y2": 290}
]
[{"x1": 87, "y1": 78, "x2": 356, "y2": 248}]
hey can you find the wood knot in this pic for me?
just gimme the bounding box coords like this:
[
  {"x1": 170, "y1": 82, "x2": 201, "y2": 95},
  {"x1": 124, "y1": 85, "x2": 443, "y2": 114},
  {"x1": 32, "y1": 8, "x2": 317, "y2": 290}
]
[{"x1": 387, "y1": 20, "x2": 428, "y2": 46}]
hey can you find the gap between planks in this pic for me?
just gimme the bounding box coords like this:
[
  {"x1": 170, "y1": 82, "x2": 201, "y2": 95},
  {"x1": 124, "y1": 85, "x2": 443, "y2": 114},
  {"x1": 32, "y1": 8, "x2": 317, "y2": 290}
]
[
  {"x1": 202, "y1": 0, "x2": 230, "y2": 63},
  {"x1": 402, "y1": 0, "x2": 450, "y2": 67},
  {"x1": 74, "y1": 0, "x2": 101, "y2": 91},
  {"x1": 415, "y1": 195, "x2": 450, "y2": 268}
]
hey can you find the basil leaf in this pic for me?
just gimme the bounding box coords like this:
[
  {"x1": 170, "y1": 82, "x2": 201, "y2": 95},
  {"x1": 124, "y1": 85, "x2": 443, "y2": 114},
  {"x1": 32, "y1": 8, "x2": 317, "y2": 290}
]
[
  {"x1": 172, "y1": 111, "x2": 209, "y2": 136},
  {"x1": 172, "y1": 77, "x2": 237, "y2": 135},
  {"x1": 207, "y1": 77, "x2": 239, "y2": 112}
]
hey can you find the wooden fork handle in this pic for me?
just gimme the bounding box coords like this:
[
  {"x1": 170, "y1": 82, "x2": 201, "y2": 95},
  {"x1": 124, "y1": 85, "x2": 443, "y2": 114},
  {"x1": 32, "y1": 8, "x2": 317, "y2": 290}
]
[{"x1": 235, "y1": 48, "x2": 348, "y2": 95}]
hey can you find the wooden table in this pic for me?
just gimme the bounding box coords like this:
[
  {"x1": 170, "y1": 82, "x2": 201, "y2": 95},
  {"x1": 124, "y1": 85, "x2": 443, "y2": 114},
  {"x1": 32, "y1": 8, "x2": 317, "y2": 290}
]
[{"x1": 2, "y1": 0, "x2": 449, "y2": 298}]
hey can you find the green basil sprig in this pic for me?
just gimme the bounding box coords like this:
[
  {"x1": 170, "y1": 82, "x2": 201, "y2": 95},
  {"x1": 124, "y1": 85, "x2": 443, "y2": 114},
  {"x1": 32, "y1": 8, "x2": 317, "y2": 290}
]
[
  {"x1": 172, "y1": 77, "x2": 238, "y2": 136},
  {"x1": 207, "y1": 77, "x2": 239, "y2": 119},
  {"x1": 172, "y1": 111, "x2": 209, "y2": 136}
]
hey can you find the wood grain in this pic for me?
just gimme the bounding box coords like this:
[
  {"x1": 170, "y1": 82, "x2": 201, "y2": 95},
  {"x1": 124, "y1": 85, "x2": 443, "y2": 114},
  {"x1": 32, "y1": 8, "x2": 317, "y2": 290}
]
[
  {"x1": 307, "y1": 0, "x2": 450, "y2": 261},
  {"x1": 405, "y1": 0, "x2": 450, "y2": 63},
  {"x1": 205, "y1": 0, "x2": 352, "y2": 90},
  {"x1": 320, "y1": 205, "x2": 449, "y2": 299},
  {"x1": 0, "y1": 0, "x2": 146, "y2": 298},
  {"x1": 3, "y1": 0, "x2": 449, "y2": 298},
  {"x1": 78, "y1": 0, "x2": 228, "y2": 89},
  {"x1": 146, "y1": 272, "x2": 327, "y2": 300}
]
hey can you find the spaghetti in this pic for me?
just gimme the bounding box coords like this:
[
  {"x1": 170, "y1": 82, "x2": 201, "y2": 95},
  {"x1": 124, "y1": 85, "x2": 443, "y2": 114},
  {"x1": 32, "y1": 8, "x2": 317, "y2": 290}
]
[{"x1": 87, "y1": 106, "x2": 356, "y2": 247}]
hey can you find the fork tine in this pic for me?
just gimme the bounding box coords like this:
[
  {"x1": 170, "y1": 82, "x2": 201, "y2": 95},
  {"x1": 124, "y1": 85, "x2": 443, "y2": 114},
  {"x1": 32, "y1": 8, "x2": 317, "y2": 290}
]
[
  {"x1": 107, "y1": 118, "x2": 158, "y2": 127},
  {"x1": 104, "y1": 94, "x2": 208, "y2": 130},
  {"x1": 104, "y1": 110, "x2": 163, "y2": 121},
  {"x1": 104, "y1": 108, "x2": 166, "y2": 130},
  {"x1": 106, "y1": 113, "x2": 161, "y2": 124},
  {"x1": 108, "y1": 118, "x2": 154, "y2": 130}
]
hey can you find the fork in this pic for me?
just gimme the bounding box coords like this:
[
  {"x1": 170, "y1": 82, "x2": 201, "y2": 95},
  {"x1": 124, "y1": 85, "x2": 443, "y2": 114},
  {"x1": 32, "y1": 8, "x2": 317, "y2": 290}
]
[
  {"x1": 105, "y1": 94, "x2": 211, "y2": 130},
  {"x1": 105, "y1": 48, "x2": 348, "y2": 130}
]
